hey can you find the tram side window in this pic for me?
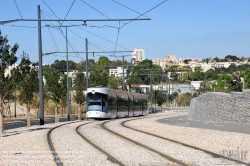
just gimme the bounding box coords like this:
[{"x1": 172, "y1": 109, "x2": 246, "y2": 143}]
[
  {"x1": 117, "y1": 97, "x2": 127, "y2": 111},
  {"x1": 102, "y1": 95, "x2": 108, "y2": 112},
  {"x1": 128, "y1": 98, "x2": 133, "y2": 111},
  {"x1": 108, "y1": 95, "x2": 116, "y2": 113}
]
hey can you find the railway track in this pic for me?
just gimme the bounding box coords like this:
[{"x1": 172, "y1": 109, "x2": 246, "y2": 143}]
[
  {"x1": 101, "y1": 119, "x2": 189, "y2": 166},
  {"x1": 47, "y1": 120, "x2": 125, "y2": 166},
  {"x1": 47, "y1": 122, "x2": 76, "y2": 166},
  {"x1": 121, "y1": 117, "x2": 250, "y2": 166},
  {"x1": 76, "y1": 122, "x2": 125, "y2": 166}
]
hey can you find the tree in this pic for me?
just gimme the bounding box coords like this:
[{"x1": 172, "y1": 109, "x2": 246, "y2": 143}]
[
  {"x1": 0, "y1": 30, "x2": 19, "y2": 133},
  {"x1": 96, "y1": 56, "x2": 110, "y2": 72},
  {"x1": 212, "y1": 74, "x2": 233, "y2": 92},
  {"x1": 107, "y1": 75, "x2": 120, "y2": 89},
  {"x1": 17, "y1": 53, "x2": 39, "y2": 126},
  {"x1": 188, "y1": 67, "x2": 205, "y2": 81},
  {"x1": 152, "y1": 90, "x2": 167, "y2": 107},
  {"x1": 46, "y1": 71, "x2": 66, "y2": 116},
  {"x1": 244, "y1": 71, "x2": 250, "y2": 88},
  {"x1": 225, "y1": 55, "x2": 239, "y2": 62},
  {"x1": 184, "y1": 59, "x2": 191, "y2": 64},
  {"x1": 73, "y1": 72, "x2": 86, "y2": 118},
  {"x1": 50, "y1": 60, "x2": 77, "y2": 73},
  {"x1": 205, "y1": 69, "x2": 218, "y2": 80},
  {"x1": 127, "y1": 59, "x2": 163, "y2": 86},
  {"x1": 213, "y1": 57, "x2": 219, "y2": 62},
  {"x1": 73, "y1": 72, "x2": 86, "y2": 106}
]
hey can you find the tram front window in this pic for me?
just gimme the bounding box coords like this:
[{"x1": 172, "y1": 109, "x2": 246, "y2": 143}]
[
  {"x1": 88, "y1": 93, "x2": 102, "y2": 106},
  {"x1": 88, "y1": 102, "x2": 101, "y2": 106}
]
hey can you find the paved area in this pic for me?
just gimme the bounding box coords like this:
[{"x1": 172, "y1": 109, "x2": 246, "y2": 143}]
[
  {"x1": 3, "y1": 117, "x2": 78, "y2": 130},
  {"x1": 157, "y1": 115, "x2": 250, "y2": 135}
]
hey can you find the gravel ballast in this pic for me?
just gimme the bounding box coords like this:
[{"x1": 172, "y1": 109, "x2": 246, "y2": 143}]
[
  {"x1": 126, "y1": 111, "x2": 250, "y2": 164},
  {"x1": 105, "y1": 116, "x2": 237, "y2": 165},
  {"x1": 1, "y1": 110, "x2": 248, "y2": 165},
  {"x1": 50, "y1": 121, "x2": 118, "y2": 166},
  {"x1": 79, "y1": 120, "x2": 176, "y2": 165}
]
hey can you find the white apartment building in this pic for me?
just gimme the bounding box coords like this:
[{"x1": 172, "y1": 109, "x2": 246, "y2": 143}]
[
  {"x1": 64, "y1": 70, "x2": 89, "y2": 87},
  {"x1": 109, "y1": 67, "x2": 127, "y2": 78},
  {"x1": 132, "y1": 48, "x2": 145, "y2": 64},
  {"x1": 164, "y1": 55, "x2": 176, "y2": 62}
]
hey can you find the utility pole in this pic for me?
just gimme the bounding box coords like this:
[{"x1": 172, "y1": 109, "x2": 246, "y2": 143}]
[
  {"x1": 154, "y1": 88, "x2": 156, "y2": 114},
  {"x1": 14, "y1": 86, "x2": 16, "y2": 117},
  {"x1": 122, "y1": 55, "x2": 125, "y2": 90},
  {"x1": 150, "y1": 69, "x2": 152, "y2": 113},
  {"x1": 86, "y1": 38, "x2": 88, "y2": 89},
  {"x1": 38, "y1": 5, "x2": 44, "y2": 125},
  {"x1": 14, "y1": 63, "x2": 16, "y2": 118},
  {"x1": 204, "y1": 73, "x2": 206, "y2": 92},
  {"x1": 66, "y1": 27, "x2": 70, "y2": 121},
  {"x1": 166, "y1": 75, "x2": 169, "y2": 111},
  {"x1": 171, "y1": 75, "x2": 174, "y2": 110}
]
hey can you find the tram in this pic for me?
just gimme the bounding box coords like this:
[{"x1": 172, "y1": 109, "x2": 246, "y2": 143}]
[{"x1": 86, "y1": 87, "x2": 148, "y2": 119}]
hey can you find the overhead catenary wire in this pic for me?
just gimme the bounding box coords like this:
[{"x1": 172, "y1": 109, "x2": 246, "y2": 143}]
[
  {"x1": 41, "y1": 10, "x2": 131, "y2": 52},
  {"x1": 111, "y1": 0, "x2": 148, "y2": 18},
  {"x1": 88, "y1": 41, "x2": 114, "y2": 52},
  {"x1": 120, "y1": 0, "x2": 168, "y2": 29},
  {"x1": 1, "y1": 24, "x2": 40, "y2": 28},
  {"x1": 67, "y1": 27, "x2": 128, "y2": 58},
  {"x1": 80, "y1": 0, "x2": 110, "y2": 19},
  {"x1": 13, "y1": 0, "x2": 23, "y2": 19},
  {"x1": 113, "y1": 22, "x2": 121, "y2": 56},
  {"x1": 44, "y1": 22, "x2": 60, "y2": 52},
  {"x1": 41, "y1": 0, "x2": 60, "y2": 19},
  {"x1": 66, "y1": 21, "x2": 130, "y2": 50},
  {"x1": 42, "y1": 13, "x2": 83, "y2": 60},
  {"x1": 59, "y1": 0, "x2": 76, "y2": 29}
]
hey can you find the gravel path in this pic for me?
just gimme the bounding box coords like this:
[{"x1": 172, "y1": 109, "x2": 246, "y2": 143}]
[
  {"x1": 126, "y1": 111, "x2": 250, "y2": 164},
  {"x1": 0, "y1": 123, "x2": 58, "y2": 166},
  {"x1": 51, "y1": 121, "x2": 118, "y2": 166},
  {"x1": 79, "y1": 120, "x2": 177, "y2": 166}
]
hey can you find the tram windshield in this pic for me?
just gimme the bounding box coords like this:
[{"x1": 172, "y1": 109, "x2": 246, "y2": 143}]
[{"x1": 87, "y1": 93, "x2": 102, "y2": 106}]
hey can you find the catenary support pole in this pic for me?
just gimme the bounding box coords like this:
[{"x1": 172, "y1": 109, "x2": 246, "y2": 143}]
[
  {"x1": 0, "y1": 107, "x2": 3, "y2": 135},
  {"x1": 86, "y1": 38, "x2": 88, "y2": 89},
  {"x1": 150, "y1": 69, "x2": 152, "y2": 113},
  {"x1": 66, "y1": 27, "x2": 70, "y2": 121},
  {"x1": 38, "y1": 5, "x2": 44, "y2": 125},
  {"x1": 14, "y1": 87, "x2": 16, "y2": 117},
  {"x1": 122, "y1": 55, "x2": 125, "y2": 90}
]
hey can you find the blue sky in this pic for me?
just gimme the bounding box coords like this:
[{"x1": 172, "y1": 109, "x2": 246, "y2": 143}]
[{"x1": 0, "y1": 0, "x2": 249, "y2": 64}]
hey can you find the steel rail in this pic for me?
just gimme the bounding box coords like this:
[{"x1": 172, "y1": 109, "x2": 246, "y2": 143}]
[
  {"x1": 101, "y1": 120, "x2": 189, "y2": 166},
  {"x1": 76, "y1": 122, "x2": 125, "y2": 166},
  {"x1": 122, "y1": 118, "x2": 250, "y2": 166},
  {"x1": 47, "y1": 122, "x2": 77, "y2": 166}
]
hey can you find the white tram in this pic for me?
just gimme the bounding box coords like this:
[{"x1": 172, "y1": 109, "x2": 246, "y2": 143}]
[{"x1": 86, "y1": 87, "x2": 148, "y2": 119}]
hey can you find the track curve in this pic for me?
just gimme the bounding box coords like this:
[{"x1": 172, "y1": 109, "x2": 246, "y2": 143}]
[
  {"x1": 76, "y1": 122, "x2": 125, "y2": 166},
  {"x1": 122, "y1": 118, "x2": 249, "y2": 166},
  {"x1": 102, "y1": 119, "x2": 189, "y2": 166}
]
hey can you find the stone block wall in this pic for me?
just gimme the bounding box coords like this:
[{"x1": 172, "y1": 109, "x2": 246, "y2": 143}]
[{"x1": 189, "y1": 91, "x2": 250, "y2": 123}]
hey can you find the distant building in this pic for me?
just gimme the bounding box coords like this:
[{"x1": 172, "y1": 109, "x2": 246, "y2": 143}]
[
  {"x1": 109, "y1": 67, "x2": 127, "y2": 78},
  {"x1": 191, "y1": 81, "x2": 202, "y2": 90},
  {"x1": 64, "y1": 70, "x2": 90, "y2": 87},
  {"x1": 132, "y1": 48, "x2": 145, "y2": 64}
]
